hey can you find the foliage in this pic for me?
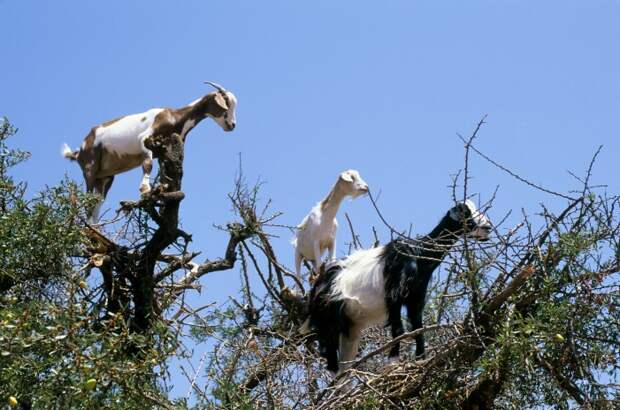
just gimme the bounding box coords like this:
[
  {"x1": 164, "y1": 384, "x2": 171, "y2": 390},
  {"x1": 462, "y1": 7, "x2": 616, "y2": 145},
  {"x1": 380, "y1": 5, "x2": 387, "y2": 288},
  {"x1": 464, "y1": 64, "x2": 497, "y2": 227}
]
[
  {"x1": 0, "y1": 116, "x2": 618, "y2": 409},
  {"x1": 0, "y1": 118, "x2": 174, "y2": 409},
  {"x1": 184, "y1": 123, "x2": 619, "y2": 409}
]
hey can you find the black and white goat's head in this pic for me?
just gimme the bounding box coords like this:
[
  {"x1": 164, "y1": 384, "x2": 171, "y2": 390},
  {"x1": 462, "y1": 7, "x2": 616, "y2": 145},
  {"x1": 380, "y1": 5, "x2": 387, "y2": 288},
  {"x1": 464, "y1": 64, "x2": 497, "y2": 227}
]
[
  {"x1": 448, "y1": 200, "x2": 492, "y2": 241},
  {"x1": 204, "y1": 81, "x2": 238, "y2": 131}
]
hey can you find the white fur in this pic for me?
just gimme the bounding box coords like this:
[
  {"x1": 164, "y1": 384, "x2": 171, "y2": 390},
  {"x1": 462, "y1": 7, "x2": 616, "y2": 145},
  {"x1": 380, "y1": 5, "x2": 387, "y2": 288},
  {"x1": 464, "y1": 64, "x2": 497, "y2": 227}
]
[
  {"x1": 466, "y1": 199, "x2": 491, "y2": 230},
  {"x1": 330, "y1": 246, "x2": 387, "y2": 327},
  {"x1": 293, "y1": 170, "x2": 369, "y2": 278},
  {"x1": 61, "y1": 143, "x2": 74, "y2": 159},
  {"x1": 338, "y1": 323, "x2": 362, "y2": 376},
  {"x1": 94, "y1": 108, "x2": 163, "y2": 156},
  {"x1": 292, "y1": 210, "x2": 338, "y2": 275},
  {"x1": 180, "y1": 118, "x2": 196, "y2": 138},
  {"x1": 314, "y1": 246, "x2": 386, "y2": 376}
]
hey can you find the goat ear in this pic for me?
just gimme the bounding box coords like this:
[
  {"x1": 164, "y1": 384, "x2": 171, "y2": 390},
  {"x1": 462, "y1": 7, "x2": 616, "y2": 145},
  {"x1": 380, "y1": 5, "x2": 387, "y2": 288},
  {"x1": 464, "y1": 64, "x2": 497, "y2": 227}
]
[
  {"x1": 339, "y1": 172, "x2": 353, "y2": 182},
  {"x1": 214, "y1": 93, "x2": 229, "y2": 111}
]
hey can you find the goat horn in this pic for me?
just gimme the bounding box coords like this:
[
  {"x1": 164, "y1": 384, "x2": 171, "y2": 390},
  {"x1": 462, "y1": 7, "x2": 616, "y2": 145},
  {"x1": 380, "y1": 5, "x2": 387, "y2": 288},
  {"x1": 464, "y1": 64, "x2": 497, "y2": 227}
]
[{"x1": 203, "y1": 81, "x2": 226, "y2": 92}]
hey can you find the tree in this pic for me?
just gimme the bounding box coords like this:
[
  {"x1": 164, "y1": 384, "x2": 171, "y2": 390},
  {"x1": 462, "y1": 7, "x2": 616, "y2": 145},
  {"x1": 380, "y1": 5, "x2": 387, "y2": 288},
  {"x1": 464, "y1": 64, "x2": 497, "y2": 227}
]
[
  {"x1": 0, "y1": 118, "x2": 177, "y2": 409},
  {"x1": 187, "y1": 120, "x2": 619, "y2": 409},
  {"x1": 1, "y1": 116, "x2": 618, "y2": 409}
]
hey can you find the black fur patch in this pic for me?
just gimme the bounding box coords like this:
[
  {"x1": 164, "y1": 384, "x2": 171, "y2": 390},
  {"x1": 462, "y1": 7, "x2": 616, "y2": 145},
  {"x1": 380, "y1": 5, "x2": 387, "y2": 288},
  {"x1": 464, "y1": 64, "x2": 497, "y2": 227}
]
[
  {"x1": 381, "y1": 239, "x2": 439, "y2": 308},
  {"x1": 382, "y1": 240, "x2": 417, "y2": 302},
  {"x1": 307, "y1": 263, "x2": 352, "y2": 372}
]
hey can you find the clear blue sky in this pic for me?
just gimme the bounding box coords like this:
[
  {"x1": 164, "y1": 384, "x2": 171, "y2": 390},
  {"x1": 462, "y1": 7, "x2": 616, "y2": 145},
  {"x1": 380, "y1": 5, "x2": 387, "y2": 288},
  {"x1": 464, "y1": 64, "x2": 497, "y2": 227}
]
[{"x1": 2, "y1": 0, "x2": 619, "y2": 401}]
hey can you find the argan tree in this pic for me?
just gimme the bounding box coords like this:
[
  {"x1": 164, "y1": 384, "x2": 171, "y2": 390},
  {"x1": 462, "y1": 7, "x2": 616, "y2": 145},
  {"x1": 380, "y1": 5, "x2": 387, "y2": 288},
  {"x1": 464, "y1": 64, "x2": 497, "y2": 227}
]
[
  {"x1": 184, "y1": 121, "x2": 619, "y2": 409},
  {"x1": 1, "y1": 116, "x2": 618, "y2": 409}
]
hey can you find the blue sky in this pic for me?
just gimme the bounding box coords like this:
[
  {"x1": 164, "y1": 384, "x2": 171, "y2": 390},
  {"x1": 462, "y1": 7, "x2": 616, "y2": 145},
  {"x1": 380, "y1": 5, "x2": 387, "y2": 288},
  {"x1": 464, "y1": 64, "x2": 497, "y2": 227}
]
[{"x1": 2, "y1": 0, "x2": 619, "y2": 400}]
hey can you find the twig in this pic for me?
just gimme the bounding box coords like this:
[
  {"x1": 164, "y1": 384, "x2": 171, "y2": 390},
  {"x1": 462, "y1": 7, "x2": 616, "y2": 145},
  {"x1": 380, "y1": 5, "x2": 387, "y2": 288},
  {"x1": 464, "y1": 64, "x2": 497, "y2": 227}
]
[
  {"x1": 367, "y1": 190, "x2": 410, "y2": 241},
  {"x1": 344, "y1": 212, "x2": 362, "y2": 250},
  {"x1": 460, "y1": 136, "x2": 577, "y2": 201}
]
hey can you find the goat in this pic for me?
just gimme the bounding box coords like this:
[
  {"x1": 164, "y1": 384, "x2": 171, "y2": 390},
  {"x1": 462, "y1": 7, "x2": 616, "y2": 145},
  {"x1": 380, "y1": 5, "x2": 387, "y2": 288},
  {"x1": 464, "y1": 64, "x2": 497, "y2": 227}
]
[
  {"x1": 304, "y1": 200, "x2": 492, "y2": 375},
  {"x1": 62, "y1": 81, "x2": 237, "y2": 222},
  {"x1": 292, "y1": 170, "x2": 368, "y2": 280}
]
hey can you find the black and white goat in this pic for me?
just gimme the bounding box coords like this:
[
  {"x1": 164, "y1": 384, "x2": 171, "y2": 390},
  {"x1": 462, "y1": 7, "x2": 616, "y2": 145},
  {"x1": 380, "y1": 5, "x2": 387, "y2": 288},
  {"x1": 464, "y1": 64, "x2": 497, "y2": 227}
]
[
  {"x1": 62, "y1": 82, "x2": 237, "y2": 222},
  {"x1": 304, "y1": 200, "x2": 492, "y2": 374}
]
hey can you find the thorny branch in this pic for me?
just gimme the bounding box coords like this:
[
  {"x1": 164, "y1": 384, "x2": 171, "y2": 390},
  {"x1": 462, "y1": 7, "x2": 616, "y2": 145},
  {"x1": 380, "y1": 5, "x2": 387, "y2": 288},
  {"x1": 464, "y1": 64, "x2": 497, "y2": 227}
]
[
  {"x1": 198, "y1": 122, "x2": 618, "y2": 409},
  {"x1": 81, "y1": 121, "x2": 618, "y2": 409}
]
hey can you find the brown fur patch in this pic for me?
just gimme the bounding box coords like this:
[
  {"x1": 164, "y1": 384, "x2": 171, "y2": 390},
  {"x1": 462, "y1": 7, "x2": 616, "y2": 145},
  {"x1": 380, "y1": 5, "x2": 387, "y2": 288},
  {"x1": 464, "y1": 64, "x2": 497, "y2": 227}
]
[
  {"x1": 85, "y1": 128, "x2": 96, "y2": 146},
  {"x1": 205, "y1": 93, "x2": 227, "y2": 118},
  {"x1": 101, "y1": 116, "x2": 125, "y2": 127},
  {"x1": 213, "y1": 93, "x2": 228, "y2": 111},
  {"x1": 98, "y1": 151, "x2": 145, "y2": 177},
  {"x1": 152, "y1": 109, "x2": 179, "y2": 137},
  {"x1": 77, "y1": 129, "x2": 98, "y2": 179}
]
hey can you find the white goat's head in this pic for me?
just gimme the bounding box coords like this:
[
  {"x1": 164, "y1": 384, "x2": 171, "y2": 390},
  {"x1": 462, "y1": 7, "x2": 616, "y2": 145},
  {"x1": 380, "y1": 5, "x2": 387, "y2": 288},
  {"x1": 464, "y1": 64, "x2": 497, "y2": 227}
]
[
  {"x1": 204, "y1": 81, "x2": 237, "y2": 131},
  {"x1": 337, "y1": 169, "x2": 369, "y2": 198},
  {"x1": 449, "y1": 200, "x2": 492, "y2": 241}
]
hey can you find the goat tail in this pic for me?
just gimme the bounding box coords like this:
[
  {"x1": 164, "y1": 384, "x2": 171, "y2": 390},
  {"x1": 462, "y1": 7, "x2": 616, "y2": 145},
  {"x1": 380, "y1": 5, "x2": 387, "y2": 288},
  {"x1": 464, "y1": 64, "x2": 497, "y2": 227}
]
[{"x1": 61, "y1": 143, "x2": 78, "y2": 161}]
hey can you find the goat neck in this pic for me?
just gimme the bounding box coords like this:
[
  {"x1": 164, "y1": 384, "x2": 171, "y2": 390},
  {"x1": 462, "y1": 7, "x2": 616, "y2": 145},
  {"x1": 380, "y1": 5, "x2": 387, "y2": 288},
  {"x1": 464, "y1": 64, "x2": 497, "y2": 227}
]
[
  {"x1": 180, "y1": 99, "x2": 207, "y2": 120},
  {"x1": 174, "y1": 94, "x2": 219, "y2": 135},
  {"x1": 415, "y1": 213, "x2": 463, "y2": 273},
  {"x1": 319, "y1": 181, "x2": 349, "y2": 222}
]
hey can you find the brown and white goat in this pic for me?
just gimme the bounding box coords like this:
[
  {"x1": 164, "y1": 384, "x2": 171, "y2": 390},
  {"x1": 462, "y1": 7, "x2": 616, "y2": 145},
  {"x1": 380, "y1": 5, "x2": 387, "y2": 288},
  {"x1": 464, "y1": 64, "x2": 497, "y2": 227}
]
[{"x1": 62, "y1": 82, "x2": 237, "y2": 222}]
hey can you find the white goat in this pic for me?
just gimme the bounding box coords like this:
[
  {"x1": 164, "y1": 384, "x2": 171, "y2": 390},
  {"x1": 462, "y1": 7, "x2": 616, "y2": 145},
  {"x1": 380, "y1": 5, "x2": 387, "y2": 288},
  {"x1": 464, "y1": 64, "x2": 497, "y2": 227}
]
[
  {"x1": 292, "y1": 170, "x2": 368, "y2": 280},
  {"x1": 62, "y1": 82, "x2": 237, "y2": 222}
]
